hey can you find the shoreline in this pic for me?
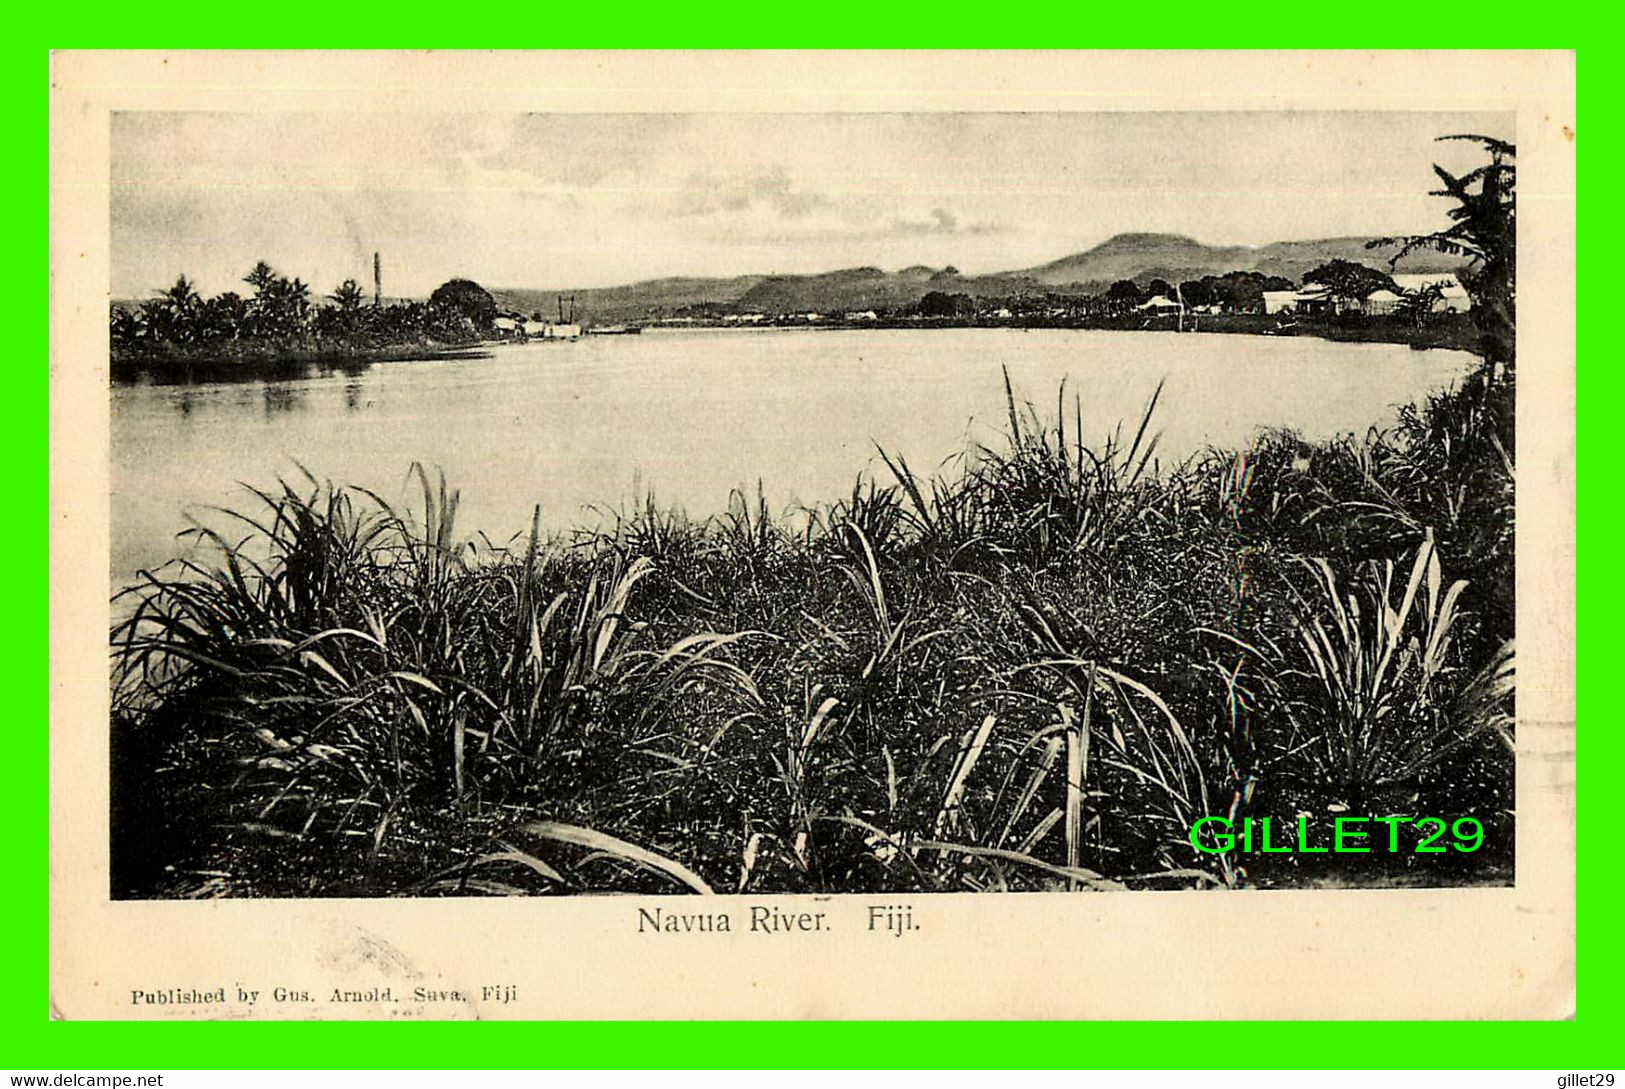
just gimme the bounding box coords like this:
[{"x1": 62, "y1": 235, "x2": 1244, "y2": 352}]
[
  {"x1": 109, "y1": 314, "x2": 1481, "y2": 385},
  {"x1": 650, "y1": 311, "x2": 1480, "y2": 353}
]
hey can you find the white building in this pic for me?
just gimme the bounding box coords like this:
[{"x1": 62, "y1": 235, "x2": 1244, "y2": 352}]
[
  {"x1": 1264, "y1": 288, "x2": 1342, "y2": 315},
  {"x1": 1390, "y1": 273, "x2": 1472, "y2": 313},
  {"x1": 1364, "y1": 289, "x2": 1403, "y2": 316}
]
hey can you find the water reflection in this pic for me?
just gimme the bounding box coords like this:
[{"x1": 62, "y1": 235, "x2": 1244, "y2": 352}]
[
  {"x1": 113, "y1": 349, "x2": 486, "y2": 389},
  {"x1": 262, "y1": 383, "x2": 303, "y2": 417},
  {"x1": 344, "y1": 380, "x2": 368, "y2": 412}
]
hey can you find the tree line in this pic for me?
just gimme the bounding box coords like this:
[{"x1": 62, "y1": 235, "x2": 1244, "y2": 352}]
[
  {"x1": 110, "y1": 263, "x2": 500, "y2": 358},
  {"x1": 912, "y1": 257, "x2": 1469, "y2": 326}
]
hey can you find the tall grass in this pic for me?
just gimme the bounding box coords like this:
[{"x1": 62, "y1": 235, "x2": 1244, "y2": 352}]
[
  {"x1": 1278, "y1": 533, "x2": 1513, "y2": 803},
  {"x1": 112, "y1": 363, "x2": 1515, "y2": 897}
]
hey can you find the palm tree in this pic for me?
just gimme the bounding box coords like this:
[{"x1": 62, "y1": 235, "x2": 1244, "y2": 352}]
[
  {"x1": 142, "y1": 275, "x2": 202, "y2": 344},
  {"x1": 243, "y1": 261, "x2": 278, "y2": 297},
  {"x1": 329, "y1": 278, "x2": 366, "y2": 313},
  {"x1": 286, "y1": 277, "x2": 312, "y2": 332},
  {"x1": 242, "y1": 262, "x2": 280, "y2": 336},
  {"x1": 258, "y1": 275, "x2": 311, "y2": 336},
  {"x1": 200, "y1": 292, "x2": 247, "y2": 342},
  {"x1": 109, "y1": 306, "x2": 140, "y2": 346},
  {"x1": 1369, "y1": 135, "x2": 1515, "y2": 368},
  {"x1": 1396, "y1": 282, "x2": 1446, "y2": 328},
  {"x1": 160, "y1": 274, "x2": 200, "y2": 312}
]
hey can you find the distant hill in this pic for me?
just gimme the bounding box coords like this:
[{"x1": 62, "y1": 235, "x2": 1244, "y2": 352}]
[
  {"x1": 732, "y1": 267, "x2": 1041, "y2": 315},
  {"x1": 1020, "y1": 233, "x2": 1255, "y2": 289},
  {"x1": 1015, "y1": 232, "x2": 1462, "y2": 289},
  {"x1": 492, "y1": 275, "x2": 767, "y2": 324},
  {"x1": 487, "y1": 233, "x2": 1466, "y2": 322},
  {"x1": 492, "y1": 267, "x2": 1029, "y2": 322}
]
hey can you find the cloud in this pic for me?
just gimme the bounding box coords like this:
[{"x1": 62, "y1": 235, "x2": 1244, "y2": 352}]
[
  {"x1": 671, "y1": 167, "x2": 830, "y2": 220},
  {"x1": 885, "y1": 207, "x2": 1008, "y2": 238}
]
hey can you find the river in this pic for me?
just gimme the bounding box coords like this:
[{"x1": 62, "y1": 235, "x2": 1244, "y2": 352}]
[{"x1": 110, "y1": 327, "x2": 1475, "y2": 585}]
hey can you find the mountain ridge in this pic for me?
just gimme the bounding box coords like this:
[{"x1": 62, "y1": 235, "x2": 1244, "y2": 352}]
[{"x1": 488, "y1": 231, "x2": 1464, "y2": 322}]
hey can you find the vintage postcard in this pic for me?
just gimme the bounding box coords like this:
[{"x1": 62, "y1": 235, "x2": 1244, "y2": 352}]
[{"x1": 49, "y1": 50, "x2": 1575, "y2": 1019}]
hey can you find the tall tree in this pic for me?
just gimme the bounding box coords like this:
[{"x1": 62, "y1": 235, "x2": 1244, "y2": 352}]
[
  {"x1": 265, "y1": 276, "x2": 312, "y2": 334},
  {"x1": 242, "y1": 261, "x2": 281, "y2": 336},
  {"x1": 109, "y1": 305, "x2": 139, "y2": 346},
  {"x1": 329, "y1": 278, "x2": 367, "y2": 312},
  {"x1": 1105, "y1": 279, "x2": 1143, "y2": 313},
  {"x1": 428, "y1": 278, "x2": 497, "y2": 333},
  {"x1": 1302, "y1": 259, "x2": 1397, "y2": 304},
  {"x1": 1179, "y1": 279, "x2": 1214, "y2": 309},
  {"x1": 141, "y1": 275, "x2": 202, "y2": 343},
  {"x1": 199, "y1": 291, "x2": 246, "y2": 341},
  {"x1": 243, "y1": 261, "x2": 278, "y2": 297},
  {"x1": 1369, "y1": 134, "x2": 1515, "y2": 367}
]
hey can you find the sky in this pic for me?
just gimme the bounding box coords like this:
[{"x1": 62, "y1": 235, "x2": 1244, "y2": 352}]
[{"x1": 110, "y1": 110, "x2": 1514, "y2": 300}]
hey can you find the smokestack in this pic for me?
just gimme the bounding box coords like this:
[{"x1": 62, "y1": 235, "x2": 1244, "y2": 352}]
[{"x1": 373, "y1": 252, "x2": 381, "y2": 308}]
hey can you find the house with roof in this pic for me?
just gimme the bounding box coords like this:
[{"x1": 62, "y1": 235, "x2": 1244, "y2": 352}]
[
  {"x1": 1295, "y1": 287, "x2": 1340, "y2": 315},
  {"x1": 1262, "y1": 290, "x2": 1299, "y2": 315},
  {"x1": 1363, "y1": 288, "x2": 1403, "y2": 316},
  {"x1": 1263, "y1": 287, "x2": 1339, "y2": 316}
]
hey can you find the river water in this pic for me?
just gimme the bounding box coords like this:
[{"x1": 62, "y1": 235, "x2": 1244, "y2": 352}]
[{"x1": 110, "y1": 327, "x2": 1474, "y2": 584}]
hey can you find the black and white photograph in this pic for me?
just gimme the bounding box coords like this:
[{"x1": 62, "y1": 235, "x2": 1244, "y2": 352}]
[
  {"x1": 52, "y1": 50, "x2": 1574, "y2": 1020},
  {"x1": 106, "y1": 107, "x2": 1523, "y2": 900}
]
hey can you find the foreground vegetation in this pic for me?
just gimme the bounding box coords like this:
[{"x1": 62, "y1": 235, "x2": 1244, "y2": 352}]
[{"x1": 110, "y1": 361, "x2": 1514, "y2": 898}]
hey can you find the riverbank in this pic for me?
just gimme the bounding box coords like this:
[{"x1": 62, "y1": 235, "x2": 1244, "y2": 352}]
[
  {"x1": 110, "y1": 357, "x2": 1514, "y2": 899},
  {"x1": 110, "y1": 311, "x2": 1479, "y2": 386},
  {"x1": 1144, "y1": 308, "x2": 1488, "y2": 352},
  {"x1": 738, "y1": 310, "x2": 1480, "y2": 353},
  {"x1": 1123, "y1": 310, "x2": 1480, "y2": 351}
]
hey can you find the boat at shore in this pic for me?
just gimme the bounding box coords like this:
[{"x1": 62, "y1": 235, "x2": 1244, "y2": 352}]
[
  {"x1": 524, "y1": 320, "x2": 581, "y2": 341},
  {"x1": 587, "y1": 324, "x2": 643, "y2": 336}
]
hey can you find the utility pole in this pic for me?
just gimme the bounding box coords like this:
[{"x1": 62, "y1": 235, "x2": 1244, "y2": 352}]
[{"x1": 373, "y1": 252, "x2": 382, "y2": 308}]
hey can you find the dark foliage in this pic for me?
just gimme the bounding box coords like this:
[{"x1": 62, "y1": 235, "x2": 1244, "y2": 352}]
[{"x1": 112, "y1": 263, "x2": 498, "y2": 369}]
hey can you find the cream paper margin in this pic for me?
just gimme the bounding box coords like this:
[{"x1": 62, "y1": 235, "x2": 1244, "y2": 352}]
[{"x1": 48, "y1": 50, "x2": 1577, "y2": 1021}]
